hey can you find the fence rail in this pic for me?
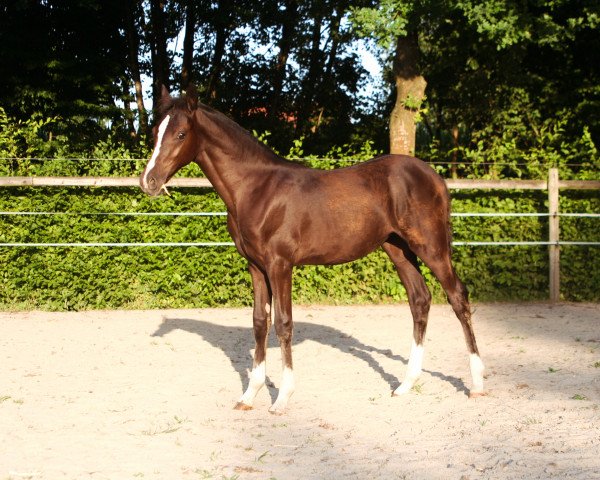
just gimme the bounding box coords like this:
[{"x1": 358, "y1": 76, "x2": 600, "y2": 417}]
[
  {"x1": 0, "y1": 176, "x2": 212, "y2": 188},
  {"x1": 3, "y1": 211, "x2": 599, "y2": 218},
  {"x1": 1, "y1": 169, "x2": 599, "y2": 302},
  {"x1": 2, "y1": 175, "x2": 600, "y2": 190}
]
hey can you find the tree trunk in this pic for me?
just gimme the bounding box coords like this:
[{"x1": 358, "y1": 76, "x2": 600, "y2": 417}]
[
  {"x1": 206, "y1": 0, "x2": 230, "y2": 101},
  {"x1": 150, "y1": 0, "x2": 169, "y2": 108},
  {"x1": 180, "y1": 0, "x2": 195, "y2": 91},
  {"x1": 295, "y1": 11, "x2": 323, "y2": 134},
  {"x1": 206, "y1": 34, "x2": 226, "y2": 100},
  {"x1": 124, "y1": 0, "x2": 148, "y2": 137},
  {"x1": 122, "y1": 79, "x2": 136, "y2": 139},
  {"x1": 323, "y1": 6, "x2": 341, "y2": 82},
  {"x1": 451, "y1": 124, "x2": 459, "y2": 178},
  {"x1": 270, "y1": 0, "x2": 298, "y2": 118},
  {"x1": 389, "y1": 33, "x2": 426, "y2": 156}
]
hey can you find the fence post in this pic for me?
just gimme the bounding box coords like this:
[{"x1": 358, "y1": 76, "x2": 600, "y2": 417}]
[{"x1": 548, "y1": 168, "x2": 560, "y2": 302}]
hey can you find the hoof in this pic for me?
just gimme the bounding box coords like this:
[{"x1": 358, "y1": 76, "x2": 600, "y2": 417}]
[
  {"x1": 391, "y1": 385, "x2": 410, "y2": 397},
  {"x1": 391, "y1": 391, "x2": 409, "y2": 397},
  {"x1": 469, "y1": 391, "x2": 487, "y2": 399},
  {"x1": 233, "y1": 402, "x2": 253, "y2": 411},
  {"x1": 268, "y1": 404, "x2": 287, "y2": 415}
]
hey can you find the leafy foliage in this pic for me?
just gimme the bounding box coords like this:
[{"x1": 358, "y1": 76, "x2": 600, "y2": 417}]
[
  {"x1": 2, "y1": 0, "x2": 598, "y2": 164},
  {"x1": 351, "y1": 0, "x2": 600, "y2": 170},
  {"x1": 0, "y1": 1, "x2": 131, "y2": 151}
]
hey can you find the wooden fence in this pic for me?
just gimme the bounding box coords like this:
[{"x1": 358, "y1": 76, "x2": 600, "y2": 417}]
[{"x1": 1, "y1": 168, "x2": 599, "y2": 302}]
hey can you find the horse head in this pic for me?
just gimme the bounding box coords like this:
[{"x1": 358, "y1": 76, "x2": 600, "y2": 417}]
[{"x1": 140, "y1": 85, "x2": 199, "y2": 196}]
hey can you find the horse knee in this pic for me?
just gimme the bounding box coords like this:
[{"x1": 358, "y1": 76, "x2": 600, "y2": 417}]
[
  {"x1": 274, "y1": 315, "x2": 294, "y2": 370},
  {"x1": 274, "y1": 315, "x2": 293, "y2": 342},
  {"x1": 253, "y1": 314, "x2": 269, "y2": 339}
]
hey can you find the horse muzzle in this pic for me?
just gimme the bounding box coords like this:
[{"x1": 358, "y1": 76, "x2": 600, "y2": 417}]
[{"x1": 139, "y1": 174, "x2": 169, "y2": 196}]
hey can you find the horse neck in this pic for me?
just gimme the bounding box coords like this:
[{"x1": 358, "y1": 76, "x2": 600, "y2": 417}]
[{"x1": 192, "y1": 108, "x2": 285, "y2": 213}]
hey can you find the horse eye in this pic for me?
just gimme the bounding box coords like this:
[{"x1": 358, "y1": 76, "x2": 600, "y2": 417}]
[{"x1": 177, "y1": 131, "x2": 186, "y2": 140}]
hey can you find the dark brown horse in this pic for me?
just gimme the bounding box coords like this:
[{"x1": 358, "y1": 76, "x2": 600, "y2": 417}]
[{"x1": 140, "y1": 86, "x2": 485, "y2": 413}]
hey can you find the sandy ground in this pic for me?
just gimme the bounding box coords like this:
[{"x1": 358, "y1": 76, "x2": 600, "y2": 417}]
[{"x1": 1, "y1": 303, "x2": 599, "y2": 480}]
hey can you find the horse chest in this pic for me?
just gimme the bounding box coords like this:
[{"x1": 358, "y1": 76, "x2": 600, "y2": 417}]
[{"x1": 226, "y1": 213, "x2": 278, "y2": 263}]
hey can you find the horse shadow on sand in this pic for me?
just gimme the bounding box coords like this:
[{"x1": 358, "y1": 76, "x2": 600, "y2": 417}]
[{"x1": 151, "y1": 315, "x2": 468, "y2": 402}]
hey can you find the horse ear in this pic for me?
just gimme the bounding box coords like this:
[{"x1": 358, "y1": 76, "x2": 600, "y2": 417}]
[
  {"x1": 157, "y1": 85, "x2": 173, "y2": 118},
  {"x1": 160, "y1": 84, "x2": 171, "y2": 101},
  {"x1": 185, "y1": 84, "x2": 198, "y2": 111}
]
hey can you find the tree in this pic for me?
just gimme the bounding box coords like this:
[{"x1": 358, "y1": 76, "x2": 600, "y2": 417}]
[
  {"x1": 125, "y1": 0, "x2": 149, "y2": 137},
  {"x1": 0, "y1": 0, "x2": 132, "y2": 149},
  {"x1": 389, "y1": 32, "x2": 426, "y2": 156},
  {"x1": 351, "y1": 0, "x2": 600, "y2": 172},
  {"x1": 428, "y1": 0, "x2": 600, "y2": 175},
  {"x1": 2, "y1": 0, "x2": 595, "y2": 168},
  {"x1": 0, "y1": 1, "x2": 379, "y2": 155},
  {"x1": 180, "y1": 0, "x2": 196, "y2": 90},
  {"x1": 149, "y1": 0, "x2": 171, "y2": 106},
  {"x1": 186, "y1": 0, "x2": 372, "y2": 154},
  {"x1": 351, "y1": 0, "x2": 428, "y2": 156}
]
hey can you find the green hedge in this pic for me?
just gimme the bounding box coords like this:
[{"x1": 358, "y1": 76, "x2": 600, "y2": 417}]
[{"x1": 1, "y1": 185, "x2": 598, "y2": 311}]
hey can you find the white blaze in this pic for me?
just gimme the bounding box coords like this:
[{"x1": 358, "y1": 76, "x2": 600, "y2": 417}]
[{"x1": 143, "y1": 114, "x2": 171, "y2": 189}]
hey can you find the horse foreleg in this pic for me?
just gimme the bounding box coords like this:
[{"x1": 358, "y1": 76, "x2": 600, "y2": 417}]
[
  {"x1": 383, "y1": 238, "x2": 431, "y2": 396},
  {"x1": 235, "y1": 263, "x2": 272, "y2": 410},
  {"x1": 266, "y1": 260, "x2": 295, "y2": 415}
]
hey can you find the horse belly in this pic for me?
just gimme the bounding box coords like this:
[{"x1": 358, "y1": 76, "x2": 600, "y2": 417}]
[
  {"x1": 297, "y1": 241, "x2": 381, "y2": 266},
  {"x1": 295, "y1": 210, "x2": 389, "y2": 265}
]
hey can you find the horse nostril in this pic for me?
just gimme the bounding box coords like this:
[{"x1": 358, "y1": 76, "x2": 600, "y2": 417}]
[{"x1": 148, "y1": 177, "x2": 157, "y2": 188}]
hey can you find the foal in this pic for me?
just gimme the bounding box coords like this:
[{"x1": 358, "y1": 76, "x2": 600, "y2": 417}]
[{"x1": 140, "y1": 86, "x2": 485, "y2": 413}]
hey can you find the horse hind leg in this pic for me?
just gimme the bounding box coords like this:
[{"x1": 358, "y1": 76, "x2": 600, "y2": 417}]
[
  {"x1": 409, "y1": 238, "x2": 485, "y2": 397},
  {"x1": 235, "y1": 263, "x2": 272, "y2": 410},
  {"x1": 448, "y1": 273, "x2": 485, "y2": 396},
  {"x1": 382, "y1": 236, "x2": 432, "y2": 396}
]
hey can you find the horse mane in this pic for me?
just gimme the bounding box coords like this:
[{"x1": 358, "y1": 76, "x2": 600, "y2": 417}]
[{"x1": 156, "y1": 92, "x2": 277, "y2": 156}]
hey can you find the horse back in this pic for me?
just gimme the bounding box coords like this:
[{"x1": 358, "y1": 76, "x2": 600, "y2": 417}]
[{"x1": 230, "y1": 154, "x2": 450, "y2": 266}]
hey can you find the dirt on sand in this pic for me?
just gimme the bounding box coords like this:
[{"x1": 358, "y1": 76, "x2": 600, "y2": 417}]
[{"x1": 1, "y1": 303, "x2": 599, "y2": 479}]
